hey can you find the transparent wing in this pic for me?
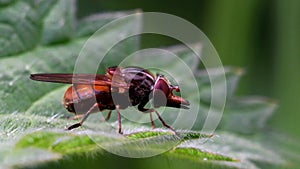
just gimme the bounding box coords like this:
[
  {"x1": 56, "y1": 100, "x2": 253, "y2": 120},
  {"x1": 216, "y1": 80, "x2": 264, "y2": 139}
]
[{"x1": 30, "y1": 73, "x2": 128, "y2": 88}]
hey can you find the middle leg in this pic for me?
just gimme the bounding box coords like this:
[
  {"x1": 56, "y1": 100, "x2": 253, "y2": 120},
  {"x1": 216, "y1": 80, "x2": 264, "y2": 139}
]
[{"x1": 116, "y1": 105, "x2": 123, "y2": 134}]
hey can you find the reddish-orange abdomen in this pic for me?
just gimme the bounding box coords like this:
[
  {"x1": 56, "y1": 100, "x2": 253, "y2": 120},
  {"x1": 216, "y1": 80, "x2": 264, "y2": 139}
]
[{"x1": 63, "y1": 85, "x2": 113, "y2": 114}]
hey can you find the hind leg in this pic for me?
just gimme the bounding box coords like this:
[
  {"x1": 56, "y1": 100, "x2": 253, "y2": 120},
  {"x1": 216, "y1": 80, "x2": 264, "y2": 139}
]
[{"x1": 67, "y1": 102, "x2": 99, "y2": 130}]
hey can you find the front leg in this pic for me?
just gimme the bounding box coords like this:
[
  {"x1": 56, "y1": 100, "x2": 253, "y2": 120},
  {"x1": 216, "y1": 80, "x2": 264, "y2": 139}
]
[
  {"x1": 138, "y1": 99, "x2": 156, "y2": 129},
  {"x1": 138, "y1": 101, "x2": 175, "y2": 132}
]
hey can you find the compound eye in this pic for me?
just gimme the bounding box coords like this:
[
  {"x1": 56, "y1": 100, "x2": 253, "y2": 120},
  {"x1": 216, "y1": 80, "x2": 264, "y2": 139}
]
[
  {"x1": 152, "y1": 89, "x2": 167, "y2": 108},
  {"x1": 154, "y1": 78, "x2": 171, "y2": 96}
]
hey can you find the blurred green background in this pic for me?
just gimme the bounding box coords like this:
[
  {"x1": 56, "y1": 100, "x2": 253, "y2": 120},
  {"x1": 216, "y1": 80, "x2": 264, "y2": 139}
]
[{"x1": 76, "y1": 0, "x2": 300, "y2": 139}]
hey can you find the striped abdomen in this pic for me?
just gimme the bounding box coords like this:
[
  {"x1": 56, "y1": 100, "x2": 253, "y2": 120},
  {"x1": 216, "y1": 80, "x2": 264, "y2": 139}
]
[{"x1": 63, "y1": 85, "x2": 115, "y2": 114}]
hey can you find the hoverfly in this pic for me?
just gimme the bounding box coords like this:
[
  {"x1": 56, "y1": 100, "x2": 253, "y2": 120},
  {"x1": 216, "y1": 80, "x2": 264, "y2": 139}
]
[{"x1": 30, "y1": 66, "x2": 190, "y2": 134}]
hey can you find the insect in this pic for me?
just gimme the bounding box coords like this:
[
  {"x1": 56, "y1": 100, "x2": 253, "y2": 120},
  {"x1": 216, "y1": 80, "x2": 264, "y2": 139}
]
[{"x1": 30, "y1": 66, "x2": 190, "y2": 134}]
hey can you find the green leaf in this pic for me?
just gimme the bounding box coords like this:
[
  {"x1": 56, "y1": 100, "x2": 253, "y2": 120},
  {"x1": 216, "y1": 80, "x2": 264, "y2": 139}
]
[
  {"x1": 40, "y1": 0, "x2": 75, "y2": 44},
  {"x1": 178, "y1": 131, "x2": 286, "y2": 169},
  {"x1": 221, "y1": 97, "x2": 277, "y2": 134},
  {"x1": 0, "y1": 1, "x2": 293, "y2": 169},
  {"x1": 196, "y1": 66, "x2": 245, "y2": 103},
  {"x1": 0, "y1": 1, "x2": 40, "y2": 57},
  {"x1": 191, "y1": 67, "x2": 245, "y2": 130},
  {"x1": 260, "y1": 131, "x2": 300, "y2": 168},
  {"x1": 76, "y1": 10, "x2": 140, "y2": 37}
]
